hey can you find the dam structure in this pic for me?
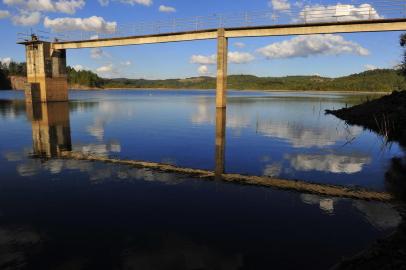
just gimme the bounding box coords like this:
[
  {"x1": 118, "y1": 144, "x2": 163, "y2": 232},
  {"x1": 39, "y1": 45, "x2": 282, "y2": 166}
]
[{"x1": 19, "y1": 3, "x2": 406, "y2": 107}]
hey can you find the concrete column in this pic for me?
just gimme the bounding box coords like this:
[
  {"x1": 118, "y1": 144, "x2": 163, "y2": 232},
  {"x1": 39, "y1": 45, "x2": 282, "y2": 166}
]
[
  {"x1": 215, "y1": 107, "x2": 226, "y2": 178},
  {"x1": 216, "y1": 29, "x2": 228, "y2": 108},
  {"x1": 24, "y1": 40, "x2": 68, "y2": 102},
  {"x1": 26, "y1": 101, "x2": 72, "y2": 157}
]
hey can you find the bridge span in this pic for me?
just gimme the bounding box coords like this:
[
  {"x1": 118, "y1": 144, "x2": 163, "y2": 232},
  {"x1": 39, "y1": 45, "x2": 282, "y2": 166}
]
[{"x1": 19, "y1": 14, "x2": 406, "y2": 107}]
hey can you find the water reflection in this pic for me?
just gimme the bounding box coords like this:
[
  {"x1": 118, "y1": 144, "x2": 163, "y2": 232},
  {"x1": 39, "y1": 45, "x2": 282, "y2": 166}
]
[
  {"x1": 25, "y1": 102, "x2": 72, "y2": 158},
  {"x1": 215, "y1": 108, "x2": 226, "y2": 177}
]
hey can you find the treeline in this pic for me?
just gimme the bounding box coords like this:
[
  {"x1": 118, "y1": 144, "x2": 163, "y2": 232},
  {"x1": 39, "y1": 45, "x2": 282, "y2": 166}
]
[
  {"x1": 1, "y1": 61, "x2": 406, "y2": 92},
  {"x1": 67, "y1": 66, "x2": 104, "y2": 88},
  {"x1": 0, "y1": 61, "x2": 26, "y2": 89},
  {"x1": 103, "y1": 69, "x2": 406, "y2": 92}
]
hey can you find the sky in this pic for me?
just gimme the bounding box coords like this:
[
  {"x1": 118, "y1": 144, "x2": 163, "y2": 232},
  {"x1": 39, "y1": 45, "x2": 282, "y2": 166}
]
[{"x1": 0, "y1": 0, "x2": 404, "y2": 79}]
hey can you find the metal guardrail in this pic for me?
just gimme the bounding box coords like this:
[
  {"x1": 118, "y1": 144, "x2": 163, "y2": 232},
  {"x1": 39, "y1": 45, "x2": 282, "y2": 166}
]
[{"x1": 20, "y1": 0, "x2": 406, "y2": 42}]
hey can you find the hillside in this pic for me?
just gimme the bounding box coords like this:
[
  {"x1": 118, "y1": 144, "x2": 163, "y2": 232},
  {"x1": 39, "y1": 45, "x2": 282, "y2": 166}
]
[
  {"x1": 1, "y1": 60, "x2": 405, "y2": 92},
  {"x1": 104, "y1": 69, "x2": 406, "y2": 92}
]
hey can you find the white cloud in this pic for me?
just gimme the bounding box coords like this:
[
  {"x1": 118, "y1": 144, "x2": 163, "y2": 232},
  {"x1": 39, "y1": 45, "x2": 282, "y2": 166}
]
[
  {"x1": 121, "y1": 60, "x2": 132, "y2": 66},
  {"x1": 90, "y1": 48, "x2": 109, "y2": 59},
  {"x1": 191, "y1": 52, "x2": 254, "y2": 65},
  {"x1": 0, "y1": 57, "x2": 12, "y2": 65},
  {"x1": 96, "y1": 63, "x2": 113, "y2": 73},
  {"x1": 98, "y1": 0, "x2": 109, "y2": 6},
  {"x1": 190, "y1": 54, "x2": 216, "y2": 65},
  {"x1": 12, "y1": 11, "x2": 41, "y2": 26},
  {"x1": 234, "y1": 42, "x2": 246, "y2": 48},
  {"x1": 44, "y1": 16, "x2": 117, "y2": 33},
  {"x1": 197, "y1": 65, "x2": 209, "y2": 75},
  {"x1": 72, "y1": 64, "x2": 84, "y2": 71},
  {"x1": 299, "y1": 4, "x2": 382, "y2": 23},
  {"x1": 99, "y1": 0, "x2": 153, "y2": 6},
  {"x1": 364, "y1": 64, "x2": 378, "y2": 71},
  {"x1": 4, "y1": 0, "x2": 85, "y2": 15},
  {"x1": 0, "y1": 10, "x2": 10, "y2": 19},
  {"x1": 257, "y1": 34, "x2": 369, "y2": 59},
  {"x1": 269, "y1": 0, "x2": 290, "y2": 11},
  {"x1": 159, "y1": 5, "x2": 175, "y2": 13},
  {"x1": 228, "y1": 51, "x2": 255, "y2": 64}
]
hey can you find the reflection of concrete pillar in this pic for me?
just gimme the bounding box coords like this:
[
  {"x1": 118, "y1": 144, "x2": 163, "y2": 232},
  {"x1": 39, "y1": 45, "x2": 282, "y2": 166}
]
[
  {"x1": 22, "y1": 40, "x2": 68, "y2": 102},
  {"x1": 216, "y1": 29, "x2": 228, "y2": 108},
  {"x1": 215, "y1": 108, "x2": 226, "y2": 178},
  {"x1": 26, "y1": 102, "x2": 72, "y2": 157}
]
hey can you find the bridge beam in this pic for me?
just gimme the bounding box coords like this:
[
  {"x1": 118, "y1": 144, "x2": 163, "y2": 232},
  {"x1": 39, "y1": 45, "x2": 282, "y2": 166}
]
[
  {"x1": 216, "y1": 29, "x2": 228, "y2": 108},
  {"x1": 23, "y1": 40, "x2": 68, "y2": 103}
]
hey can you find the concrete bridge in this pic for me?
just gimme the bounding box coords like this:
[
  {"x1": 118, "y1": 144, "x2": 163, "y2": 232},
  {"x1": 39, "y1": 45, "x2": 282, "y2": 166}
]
[{"x1": 19, "y1": 16, "x2": 406, "y2": 107}]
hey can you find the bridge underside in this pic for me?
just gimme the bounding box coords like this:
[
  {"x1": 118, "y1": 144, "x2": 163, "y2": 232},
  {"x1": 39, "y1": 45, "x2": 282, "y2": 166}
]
[{"x1": 19, "y1": 18, "x2": 406, "y2": 105}]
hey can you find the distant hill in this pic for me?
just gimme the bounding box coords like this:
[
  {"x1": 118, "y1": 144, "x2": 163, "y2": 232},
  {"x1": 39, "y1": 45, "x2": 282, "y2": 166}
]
[
  {"x1": 103, "y1": 69, "x2": 406, "y2": 92},
  {"x1": 1, "y1": 61, "x2": 405, "y2": 92}
]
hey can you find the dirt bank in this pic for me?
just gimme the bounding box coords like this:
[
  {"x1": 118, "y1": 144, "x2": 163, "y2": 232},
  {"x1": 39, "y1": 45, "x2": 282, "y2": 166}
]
[{"x1": 326, "y1": 90, "x2": 406, "y2": 146}]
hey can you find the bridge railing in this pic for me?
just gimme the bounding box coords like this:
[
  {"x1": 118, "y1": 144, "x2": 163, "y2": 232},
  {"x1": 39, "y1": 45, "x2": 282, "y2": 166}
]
[{"x1": 43, "y1": 0, "x2": 406, "y2": 42}]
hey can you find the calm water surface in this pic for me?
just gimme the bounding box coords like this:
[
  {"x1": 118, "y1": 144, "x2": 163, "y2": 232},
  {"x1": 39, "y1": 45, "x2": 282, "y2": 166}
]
[{"x1": 0, "y1": 89, "x2": 404, "y2": 269}]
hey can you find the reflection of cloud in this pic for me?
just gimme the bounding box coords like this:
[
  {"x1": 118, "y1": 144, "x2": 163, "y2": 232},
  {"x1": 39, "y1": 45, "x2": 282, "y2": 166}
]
[
  {"x1": 301, "y1": 194, "x2": 336, "y2": 214},
  {"x1": 3, "y1": 151, "x2": 23, "y2": 162},
  {"x1": 287, "y1": 153, "x2": 371, "y2": 174},
  {"x1": 263, "y1": 163, "x2": 282, "y2": 177},
  {"x1": 257, "y1": 121, "x2": 362, "y2": 148},
  {"x1": 86, "y1": 118, "x2": 108, "y2": 141},
  {"x1": 353, "y1": 201, "x2": 402, "y2": 230},
  {"x1": 17, "y1": 160, "x2": 41, "y2": 177},
  {"x1": 191, "y1": 102, "x2": 212, "y2": 125}
]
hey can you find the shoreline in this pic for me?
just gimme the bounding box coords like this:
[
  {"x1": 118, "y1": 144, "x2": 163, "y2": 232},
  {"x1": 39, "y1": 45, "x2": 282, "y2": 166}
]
[{"x1": 4, "y1": 87, "x2": 391, "y2": 95}]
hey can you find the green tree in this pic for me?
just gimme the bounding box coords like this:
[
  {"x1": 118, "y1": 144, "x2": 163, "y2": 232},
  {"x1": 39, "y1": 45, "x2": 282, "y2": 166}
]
[{"x1": 400, "y1": 33, "x2": 406, "y2": 77}]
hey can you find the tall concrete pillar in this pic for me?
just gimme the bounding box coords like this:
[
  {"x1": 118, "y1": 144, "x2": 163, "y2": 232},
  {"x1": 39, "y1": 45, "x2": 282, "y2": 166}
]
[
  {"x1": 26, "y1": 101, "x2": 72, "y2": 157},
  {"x1": 215, "y1": 107, "x2": 226, "y2": 178},
  {"x1": 23, "y1": 39, "x2": 68, "y2": 102},
  {"x1": 216, "y1": 29, "x2": 228, "y2": 108}
]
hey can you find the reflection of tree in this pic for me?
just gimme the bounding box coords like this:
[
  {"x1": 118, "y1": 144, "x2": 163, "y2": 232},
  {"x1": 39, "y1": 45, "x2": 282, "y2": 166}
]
[{"x1": 385, "y1": 150, "x2": 406, "y2": 201}]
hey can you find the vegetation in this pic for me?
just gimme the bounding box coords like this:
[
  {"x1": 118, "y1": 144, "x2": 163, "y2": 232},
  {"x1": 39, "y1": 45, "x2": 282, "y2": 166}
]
[
  {"x1": 401, "y1": 33, "x2": 406, "y2": 77},
  {"x1": 67, "y1": 66, "x2": 104, "y2": 88},
  {"x1": 103, "y1": 69, "x2": 405, "y2": 92},
  {"x1": 1, "y1": 61, "x2": 406, "y2": 92}
]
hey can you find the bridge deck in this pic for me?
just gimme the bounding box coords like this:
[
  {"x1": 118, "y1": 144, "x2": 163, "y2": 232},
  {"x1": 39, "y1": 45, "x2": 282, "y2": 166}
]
[{"x1": 52, "y1": 18, "x2": 406, "y2": 50}]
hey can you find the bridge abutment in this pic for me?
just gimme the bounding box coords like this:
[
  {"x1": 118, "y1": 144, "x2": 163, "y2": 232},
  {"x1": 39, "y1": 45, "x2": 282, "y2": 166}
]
[
  {"x1": 216, "y1": 29, "x2": 228, "y2": 108},
  {"x1": 24, "y1": 40, "x2": 68, "y2": 103}
]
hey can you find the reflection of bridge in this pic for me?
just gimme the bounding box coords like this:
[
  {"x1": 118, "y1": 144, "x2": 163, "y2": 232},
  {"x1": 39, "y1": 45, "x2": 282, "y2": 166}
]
[
  {"x1": 26, "y1": 101, "x2": 392, "y2": 202},
  {"x1": 18, "y1": 0, "x2": 406, "y2": 107}
]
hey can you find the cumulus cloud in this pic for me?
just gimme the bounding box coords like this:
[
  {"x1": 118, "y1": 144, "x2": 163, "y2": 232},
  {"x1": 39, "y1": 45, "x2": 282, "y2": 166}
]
[
  {"x1": 4, "y1": 0, "x2": 85, "y2": 14},
  {"x1": 90, "y1": 48, "x2": 109, "y2": 59},
  {"x1": 299, "y1": 4, "x2": 382, "y2": 23},
  {"x1": 364, "y1": 64, "x2": 378, "y2": 71},
  {"x1": 190, "y1": 54, "x2": 216, "y2": 65},
  {"x1": 159, "y1": 5, "x2": 175, "y2": 13},
  {"x1": 234, "y1": 42, "x2": 246, "y2": 48},
  {"x1": 0, "y1": 10, "x2": 10, "y2": 19},
  {"x1": 98, "y1": 0, "x2": 152, "y2": 6},
  {"x1": 257, "y1": 34, "x2": 369, "y2": 59},
  {"x1": 96, "y1": 63, "x2": 114, "y2": 73},
  {"x1": 269, "y1": 0, "x2": 290, "y2": 11},
  {"x1": 0, "y1": 57, "x2": 12, "y2": 65},
  {"x1": 197, "y1": 65, "x2": 209, "y2": 75},
  {"x1": 72, "y1": 64, "x2": 84, "y2": 71},
  {"x1": 121, "y1": 60, "x2": 132, "y2": 66},
  {"x1": 44, "y1": 16, "x2": 117, "y2": 33},
  {"x1": 12, "y1": 11, "x2": 41, "y2": 26},
  {"x1": 191, "y1": 52, "x2": 255, "y2": 65},
  {"x1": 228, "y1": 51, "x2": 255, "y2": 64}
]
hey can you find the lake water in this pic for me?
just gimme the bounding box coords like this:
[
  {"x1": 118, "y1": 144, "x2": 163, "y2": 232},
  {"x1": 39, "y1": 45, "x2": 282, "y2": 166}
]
[{"x1": 0, "y1": 89, "x2": 404, "y2": 269}]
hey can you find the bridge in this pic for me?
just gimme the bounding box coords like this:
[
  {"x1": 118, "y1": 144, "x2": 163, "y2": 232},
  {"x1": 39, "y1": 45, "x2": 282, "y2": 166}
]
[{"x1": 18, "y1": 1, "x2": 406, "y2": 107}]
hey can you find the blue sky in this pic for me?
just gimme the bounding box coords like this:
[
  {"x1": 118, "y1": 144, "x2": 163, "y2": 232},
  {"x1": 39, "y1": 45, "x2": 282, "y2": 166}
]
[{"x1": 0, "y1": 0, "x2": 404, "y2": 79}]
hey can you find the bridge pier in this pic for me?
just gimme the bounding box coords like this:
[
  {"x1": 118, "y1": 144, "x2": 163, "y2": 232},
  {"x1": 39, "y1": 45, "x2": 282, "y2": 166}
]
[
  {"x1": 23, "y1": 39, "x2": 68, "y2": 103},
  {"x1": 216, "y1": 29, "x2": 228, "y2": 108},
  {"x1": 215, "y1": 107, "x2": 226, "y2": 178}
]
